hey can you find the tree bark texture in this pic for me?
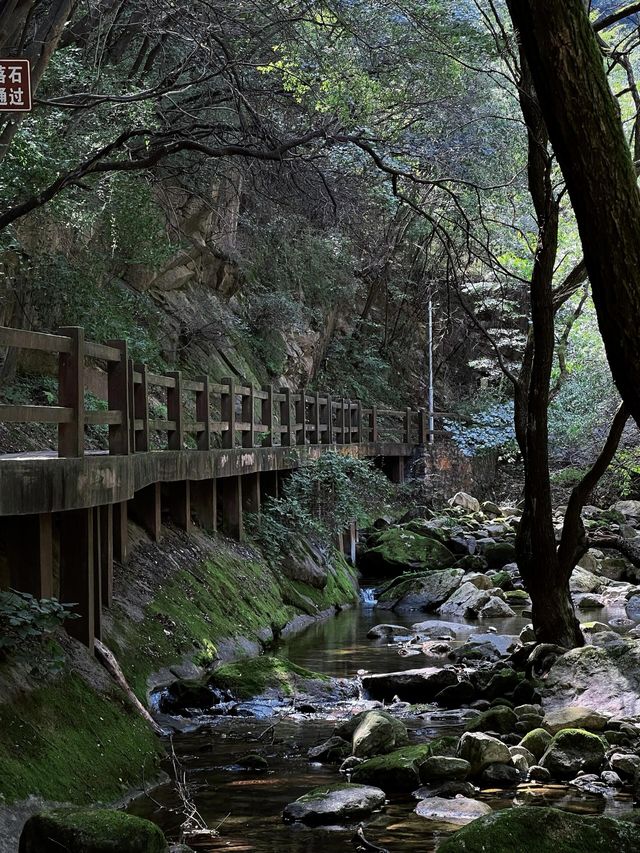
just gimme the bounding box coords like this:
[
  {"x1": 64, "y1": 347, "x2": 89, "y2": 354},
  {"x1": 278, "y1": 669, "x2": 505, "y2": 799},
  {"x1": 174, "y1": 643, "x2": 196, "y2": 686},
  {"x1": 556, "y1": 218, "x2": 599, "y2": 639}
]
[{"x1": 507, "y1": 0, "x2": 640, "y2": 430}]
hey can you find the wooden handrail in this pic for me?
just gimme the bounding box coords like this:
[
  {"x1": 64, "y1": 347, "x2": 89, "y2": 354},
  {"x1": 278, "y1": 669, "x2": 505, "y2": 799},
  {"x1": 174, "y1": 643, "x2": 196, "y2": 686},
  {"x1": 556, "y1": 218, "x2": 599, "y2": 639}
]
[{"x1": 0, "y1": 322, "x2": 448, "y2": 457}]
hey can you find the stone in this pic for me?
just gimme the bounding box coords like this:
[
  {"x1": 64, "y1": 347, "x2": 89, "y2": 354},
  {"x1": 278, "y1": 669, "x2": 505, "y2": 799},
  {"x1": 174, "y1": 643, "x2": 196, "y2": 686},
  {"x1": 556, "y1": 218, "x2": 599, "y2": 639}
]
[
  {"x1": 18, "y1": 809, "x2": 168, "y2": 853},
  {"x1": 528, "y1": 764, "x2": 551, "y2": 782},
  {"x1": 578, "y1": 551, "x2": 601, "y2": 573},
  {"x1": 413, "y1": 782, "x2": 478, "y2": 800},
  {"x1": 366, "y1": 624, "x2": 407, "y2": 639},
  {"x1": 519, "y1": 728, "x2": 553, "y2": 761},
  {"x1": 569, "y1": 567, "x2": 603, "y2": 594},
  {"x1": 362, "y1": 527, "x2": 455, "y2": 574},
  {"x1": 626, "y1": 595, "x2": 640, "y2": 619},
  {"x1": 465, "y1": 572, "x2": 493, "y2": 590},
  {"x1": 450, "y1": 492, "x2": 481, "y2": 513},
  {"x1": 457, "y1": 732, "x2": 512, "y2": 776},
  {"x1": 478, "y1": 597, "x2": 516, "y2": 619},
  {"x1": 479, "y1": 762, "x2": 521, "y2": 788},
  {"x1": 509, "y1": 746, "x2": 535, "y2": 766},
  {"x1": 609, "y1": 752, "x2": 640, "y2": 779},
  {"x1": 282, "y1": 783, "x2": 386, "y2": 825},
  {"x1": 308, "y1": 736, "x2": 352, "y2": 763},
  {"x1": 465, "y1": 706, "x2": 518, "y2": 735},
  {"x1": 436, "y1": 806, "x2": 640, "y2": 853},
  {"x1": 581, "y1": 621, "x2": 611, "y2": 635},
  {"x1": 543, "y1": 640, "x2": 640, "y2": 718},
  {"x1": 351, "y1": 710, "x2": 408, "y2": 758},
  {"x1": 419, "y1": 756, "x2": 471, "y2": 782},
  {"x1": 519, "y1": 624, "x2": 536, "y2": 643},
  {"x1": 600, "y1": 558, "x2": 629, "y2": 581},
  {"x1": 601, "y1": 770, "x2": 623, "y2": 787},
  {"x1": 351, "y1": 745, "x2": 433, "y2": 791},
  {"x1": 361, "y1": 667, "x2": 457, "y2": 703},
  {"x1": 438, "y1": 582, "x2": 491, "y2": 619},
  {"x1": 574, "y1": 593, "x2": 606, "y2": 609},
  {"x1": 613, "y1": 500, "x2": 640, "y2": 517},
  {"x1": 411, "y1": 619, "x2": 472, "y2": 638},
  {"x1": 392, "y1": 569, "x2": 465, "y2": 612},
  {"x1": 543, "y1": 706, "x2": 608, "y2": 734},
  {"x1": 511, "y1": 753, "x2": 529, "y2": 776},
  {"x1": 482, "y1": 541, "x2": 517, "y2": 569},
  {"x1": 414, "y1": 795, "x2": 492, "y2": 825},
  {"x1": 483, "y1": 667, "x2": 522, "y2": 699},
  {"x1": 540, "y1": 729, "x2": 605, "y2": 779},
  {"x1": 482, "y1": 501, "x2": 502, "y2": 517},
  {"x1": 435, "y1": 680, "x2": 476, "y2": 707}
]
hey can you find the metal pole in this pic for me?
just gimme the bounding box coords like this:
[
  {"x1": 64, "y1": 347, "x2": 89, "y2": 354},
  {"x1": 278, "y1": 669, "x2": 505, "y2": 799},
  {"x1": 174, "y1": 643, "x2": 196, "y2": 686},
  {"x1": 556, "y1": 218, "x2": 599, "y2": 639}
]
[{"x1": 428, "y1": 296, "x2": 434, "y2": 444}]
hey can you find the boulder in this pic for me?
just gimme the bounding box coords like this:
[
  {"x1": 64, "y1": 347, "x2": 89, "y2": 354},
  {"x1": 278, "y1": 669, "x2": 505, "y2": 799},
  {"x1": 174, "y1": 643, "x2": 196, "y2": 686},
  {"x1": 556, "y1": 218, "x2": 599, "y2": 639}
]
[
  {"x1": 362, "y1": 527, "x2": 455, "y2": 574},
  {"x1": 308, "y1": 736, "x2": 351, "y2": 763},
  {"x1": 414, "y1": 796, "x2": 492, "y2": 825},
  {"x1": 450, "y1": 492, "x2": 481, "y2": 513},
  {"x1": 457, "y1": 733, "x2": 512, "y2": 776},
  {"x1": 465, "y1": 706, "x2": 518, "y2": 735},
  {"x1": 411, "y1": 620, "x2": 473, "y2": 638},
  {"x1": 575, "y1": 593, "x2": 606, "y2": 609},
  {"x1": 478, "y1": 597, "x2": 516, "y2": 619},
  {"x1": 18, "y1": 809, "x2": 168, "y2": 853},
  {"x1": 361, "y1": 667, "x2": 457, "y2": 703},
  {"x1": 282, "y1": 783, "x2": 386, "y2": 825},
  {"x1": 479, "y1": 763, "x2": 521, "y2": 788},
  {"x1": 609, "y1": 752, "x2": 640, "y2": 779},
  {"x1": 350, "y1": 745, "x2": 432, "y2": 791},
  {"x1": 569, "y1": 567, "x2": 603, "y2": 594},
  {"x1": 351, "y1": 710, "x2": 408, "y2": 758},
  {"x1": 613, "y1": 500, "x2": 640, "y2": 518},
  {"x1": 438, "y1": 582, "x2": 491, "y2": 619},
  {"x1": 436, "y1": 806, "x2": 640, "y2": 853},
  {"x1": 479, "y1": 542, "x2": 516, "y2": 570},
  {"x1": 543, "y1": 641, "x2": 640, "y2": 718},
  {"x1": 366, "y1": 624, "x2": 407, "y2": 639},
  {"x1": 392, "y1": 569, "x2": 465, "y2": 612},
  {"x1": 435, "y1": 680, "x2": 476, "y2": 707},
  {"x1": 465, "y1": 572, "x2": 494, "y2": 590},
  {"x1": 540, "y1": 729, "x2": 605, "y2": 779},
  {"x1": 419, "y1": 756, "x2": 471, "y2": 782},
  {"x1": 519, "y1": 728, "x2": 552, "y2": 761},
  {"x1": 543, "y1": 706, "x2": 608, "y2": 734},
  {"x1": 600, "y1": 558, "x2": 629, "y2": 581}
]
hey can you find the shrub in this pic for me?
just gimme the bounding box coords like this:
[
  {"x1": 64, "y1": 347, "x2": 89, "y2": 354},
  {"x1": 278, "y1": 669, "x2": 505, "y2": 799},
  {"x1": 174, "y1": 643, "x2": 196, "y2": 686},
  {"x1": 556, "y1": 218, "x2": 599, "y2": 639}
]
[{"x1": 0, "y1": 591, "x2": 76, "y2": 664}]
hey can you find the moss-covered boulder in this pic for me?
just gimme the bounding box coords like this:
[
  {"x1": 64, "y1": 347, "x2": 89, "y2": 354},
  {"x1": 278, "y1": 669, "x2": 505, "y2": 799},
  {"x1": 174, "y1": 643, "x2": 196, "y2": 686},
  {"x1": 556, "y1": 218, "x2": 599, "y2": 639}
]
[
  {"x1": 207, "y1": 656, "x2": 329, "y2": 700},
  {"x1": 437, "y1": 806, "x2": 640, "y2": 853},
  {"x1": 361, "y1": 526, "x2": 455, "y2": 574},
  {"x1": 282, "y1": 783, "x2": 385, "y2": 825},
  {"x1": 465, "y1": 706, "x2": 518, "y2": 735},
  {"x1": 539, "y1": 728, "x2": 605, "y2": 779},
  {"x1": 351, "y1": 710, "x2": 408, "y2": 758},
  {"x1": 378, "y1": 569, "x2": 465, "y2": 612},
  {"x1": 519, "y1": 728, "x2": 552, "y2": 761},
  {"x1": 482, "y1": 542, "x2": 517, "y2": 569},
  {"x1": 19, "y1": 808, "x2": 167, "y2": 853},
  {"x1": 351, "y1": 737, "x2": 457, "y2": 792}
]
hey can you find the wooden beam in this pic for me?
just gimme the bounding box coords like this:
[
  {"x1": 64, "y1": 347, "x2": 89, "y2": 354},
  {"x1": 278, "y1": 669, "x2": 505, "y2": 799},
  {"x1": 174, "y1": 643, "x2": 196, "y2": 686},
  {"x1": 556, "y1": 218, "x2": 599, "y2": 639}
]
[
  {"x1": 107, "y1": 340, "x2": 130, "y2": 456},
  {"x1": 59, "y1": 507, "x2": 95, "y2": 651},
  {"x1": 166, "y1": 480, "x2": 191, "y2": 532},
  {"x1": 191, "y1": 479, "x2": 217, "y2": 531},
  {"x1": 113, "y1": 500, "x2": 128, "y2": 563},
  {"x1": 58, "y1": 326, "x2": 85, "y2": 458},
  {"x1": 4, "y1": 513, "x2": 53, "y2": 599},
  {"x1": 129, "y1": 483, "x2": 161, "y2": 541},
  {"x1": 99, "y1": 504, "x2": 113, "y2": 608},
  {"x1": 221, "y1": 475, "x2": 243, "y2": 540}
]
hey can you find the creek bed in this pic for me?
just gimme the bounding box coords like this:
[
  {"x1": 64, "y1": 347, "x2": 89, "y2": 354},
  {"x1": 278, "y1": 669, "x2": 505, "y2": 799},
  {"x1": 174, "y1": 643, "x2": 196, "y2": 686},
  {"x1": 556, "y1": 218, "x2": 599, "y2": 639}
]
[{"x1": 127, "y1": 600, "x2": 638, "y2": 851}]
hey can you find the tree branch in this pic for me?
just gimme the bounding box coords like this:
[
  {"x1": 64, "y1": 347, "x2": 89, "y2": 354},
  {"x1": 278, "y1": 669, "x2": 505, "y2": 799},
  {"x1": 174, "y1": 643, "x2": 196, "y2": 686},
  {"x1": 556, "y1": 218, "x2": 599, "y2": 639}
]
[{"x1": 593, "y1": 2, "x2": 640, "y2": 32}]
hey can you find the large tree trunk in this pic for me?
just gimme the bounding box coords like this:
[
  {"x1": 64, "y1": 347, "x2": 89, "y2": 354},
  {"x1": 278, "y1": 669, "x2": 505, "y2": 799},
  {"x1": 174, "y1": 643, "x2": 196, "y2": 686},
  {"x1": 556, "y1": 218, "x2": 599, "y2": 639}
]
[{"x1": 506, "y1": 0, "x2": 640, "y2": 430}]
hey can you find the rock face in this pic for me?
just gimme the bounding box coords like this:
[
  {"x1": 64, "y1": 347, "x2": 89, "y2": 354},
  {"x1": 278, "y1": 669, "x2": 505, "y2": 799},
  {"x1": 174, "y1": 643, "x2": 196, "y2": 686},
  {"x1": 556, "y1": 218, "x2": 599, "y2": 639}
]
[
  {"x1": 539, "y1": 729, "x2": 605, "y2": 779},
  {"x1": 361, "y1": 667, "x2": 457, "y2": 703},
  {"x1": 456, "y1": 733, "x2": 512, "y2": 776},
  {"x1": 414, "y1": 796, "x2": 492, "y2": 825},
  {"x1": 351, "y1": 710, "x2": 408, "y2": 758},
  {"x1": 543, "y1": 641, "x2": 640, "y2": 717},
  {"x1": 282, "y1": 783, "x2": 386, "y2": 825},
  {"x1": 436, "y1": 806, "x2": 640, "y2": 853},
  {"x1": 19, "y1": 809, "x2": 168, "y2": 853}
]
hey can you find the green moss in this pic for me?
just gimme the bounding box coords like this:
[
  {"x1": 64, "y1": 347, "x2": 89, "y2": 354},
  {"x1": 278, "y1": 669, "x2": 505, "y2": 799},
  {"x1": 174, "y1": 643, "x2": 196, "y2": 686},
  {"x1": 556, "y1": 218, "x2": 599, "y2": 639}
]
[
  {"x1": 19, "y1": 807, "x2": 167, "y2": 852},
  {"x1": 350, "y1": 737, "x2": 457, "y2": 792},
  {"x1": 0, "y1": 674, "x2": 162, "y2": 804},
  {"x1": 437, "y1": 806, "x2": 640, "y2": 853},
  {"x1": 365, "y1": 526, "x2": 454, "y2": 570},
  {"x1": 209, "y1": 655, "x2": 328, "y2": 699},
  {"x1": 105, "y1": 544, "x2": 356, "y2": 702}
]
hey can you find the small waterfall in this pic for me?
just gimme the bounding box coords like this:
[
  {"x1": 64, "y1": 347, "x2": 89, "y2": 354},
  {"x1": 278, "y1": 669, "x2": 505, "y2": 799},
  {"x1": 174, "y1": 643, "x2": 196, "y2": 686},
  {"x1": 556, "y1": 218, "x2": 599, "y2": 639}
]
[{"x1": 360, "y1": 587, "x2": 377, "y2": 608}]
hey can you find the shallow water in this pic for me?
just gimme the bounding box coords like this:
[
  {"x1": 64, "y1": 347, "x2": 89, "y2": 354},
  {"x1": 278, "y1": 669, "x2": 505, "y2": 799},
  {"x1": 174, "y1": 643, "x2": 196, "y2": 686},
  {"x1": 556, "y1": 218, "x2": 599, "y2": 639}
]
[{"x1": 128, "y1": 599, "x2": 638, "y2": 851}]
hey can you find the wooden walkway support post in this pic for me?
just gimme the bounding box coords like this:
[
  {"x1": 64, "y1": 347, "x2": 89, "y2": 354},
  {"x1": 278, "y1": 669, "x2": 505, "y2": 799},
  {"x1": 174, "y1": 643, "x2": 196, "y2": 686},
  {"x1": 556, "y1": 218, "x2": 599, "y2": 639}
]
[
  {"x1": 242, "y1": 384, "x2": 256, "y2": 448},
  {"x1": 4, "y1": 513, "x2": 53, "y2": 599},
  {"x1": 195, "y1": 375, "x2": 211, "y2": 451},
  {"x1": 221, "y1": 476, "x2": 243, "y2": 540},
  {"x1": 371, "y1": 404, "x2": 378, "y2": 443},
  {"x1": 107, "y1": 340, "x2": 130, "y2": 456},
  {"x1": 134, "y1": 363, "x2": 150, "y2": 451},
  {"x1": 191, "y1": 479, "x2": 217, "y2": 531},
  {"x1": 129, "y1": 483, "x2": 161, "y2": 541},
  {"x1": 323, "y1": 393, "x2": 333, "y2": 444},
  {"x1": 280, "y1": 387, "x2": 292, "y2": 446},
  {"x1": 296, "y1": 389, "x2": 307, "y2": 446},
  {"x1": 59, "y1": 507, "x2": 95, "y2": 651},
  {"x1": 404, "y1": 407, "x2": 412, "y2": 443},
  {"x1": 166, "y1": 370, "x2": 184, "y2": 450},
  {"x1": 99, "y1": 504, "x2": 113, "y2": 608},
  {"x1": 261, "y1": 385, "x2": 274, "y2": 447},
  {"x1": 58, "y1": 326, "x2": 85, "y2": 458},
  {"x1": 418, "y1": 408, "x2": 428, "y2": 445}
]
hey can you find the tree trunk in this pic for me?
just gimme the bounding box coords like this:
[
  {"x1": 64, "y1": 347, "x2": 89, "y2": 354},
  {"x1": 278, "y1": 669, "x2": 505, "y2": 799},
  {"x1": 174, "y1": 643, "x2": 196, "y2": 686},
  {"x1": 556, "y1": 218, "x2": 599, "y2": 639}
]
[{"x1": 506, "y1": 0, "x2": 640, "y2": 430}]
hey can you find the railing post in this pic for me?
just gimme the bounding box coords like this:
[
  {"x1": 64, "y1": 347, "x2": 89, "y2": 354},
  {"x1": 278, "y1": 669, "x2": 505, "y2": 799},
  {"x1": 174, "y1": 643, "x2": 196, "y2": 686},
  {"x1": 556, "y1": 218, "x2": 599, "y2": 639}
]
[
  {"x1": 312, "y1": 391, "x2": 321, "y2": 444},
  {"x1": 356, "y1": 399, "x2": 363, "y2": 443},
  {"x1": 221, "y1": 377, "x2": 236, "y2": 448},
  {"x1": 324, "y1": 394, "x2": 333, "y2": 444},
  {"x1": 261, "y1": 384, "x2": 274, "y2": 447},
  {"x1": 336, "y1": 397, "x2": 344, "y2": 444},
  {"x1": 195, "y1": 375, "x2": 211, "y2": 450},
  {"x1": 371, "y1": 404, "x2": 378, "y2": 443},
  {"x1": 296, "y1": 388, "x2": 307, "y2": 446},
  {"x1": 58, "y1": 326, "x2": 85, "y2": 458},
  {"x1": 345, "y1": 398, "x2": 352, "y2": 445},
  {"x1": 167, "y1": 370, "x2": 184, "y2": 450},
  {"x1": 280, "y1": 387, "x2": 292, "y2": 446},
  {"x1": 128, "y1": 358, "x2": 136, "y2": 453},
  {"x1": 242, "y1": 383, "x2": 256, "y2": 448},
  {"x1": 134, "y1": 362, "x2": 150, "y2": 452},
  {"x1": 107, "y1": 339, "x2": 130, "y2": 456},
  {"x1": 418, "y1": 407, "x2": 428, "y2": 445},
  {"x1": 404, "y1": 407, "x2": 412, "y2": 443}
]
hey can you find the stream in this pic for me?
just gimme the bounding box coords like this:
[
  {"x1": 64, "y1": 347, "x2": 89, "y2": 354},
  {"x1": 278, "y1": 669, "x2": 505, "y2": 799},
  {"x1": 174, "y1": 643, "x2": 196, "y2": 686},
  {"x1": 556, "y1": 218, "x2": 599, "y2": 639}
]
[{"x1": 127, "y1": 594, "x2": 637, "y2": 851}]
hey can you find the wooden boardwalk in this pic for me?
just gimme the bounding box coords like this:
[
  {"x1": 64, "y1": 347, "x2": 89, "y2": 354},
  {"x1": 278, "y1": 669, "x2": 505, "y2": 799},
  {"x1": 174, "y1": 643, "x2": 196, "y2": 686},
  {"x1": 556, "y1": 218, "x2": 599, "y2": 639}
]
[{"x1": 0, "y1": 325, "x2": 445, "y2": 651}]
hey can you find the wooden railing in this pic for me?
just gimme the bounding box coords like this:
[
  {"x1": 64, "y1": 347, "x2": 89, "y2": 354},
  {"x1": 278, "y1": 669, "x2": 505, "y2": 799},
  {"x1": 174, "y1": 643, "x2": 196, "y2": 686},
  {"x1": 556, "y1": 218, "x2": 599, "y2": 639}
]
[{"x1": 0, "y1": 325, "x2": 450, "y2": 458}]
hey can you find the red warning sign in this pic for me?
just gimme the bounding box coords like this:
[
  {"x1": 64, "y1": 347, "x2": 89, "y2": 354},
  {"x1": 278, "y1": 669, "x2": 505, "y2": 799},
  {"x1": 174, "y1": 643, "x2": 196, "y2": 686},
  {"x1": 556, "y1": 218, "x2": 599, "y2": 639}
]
[{"x1": 0, "y1": 59, "x2": 31, "y2": 112}]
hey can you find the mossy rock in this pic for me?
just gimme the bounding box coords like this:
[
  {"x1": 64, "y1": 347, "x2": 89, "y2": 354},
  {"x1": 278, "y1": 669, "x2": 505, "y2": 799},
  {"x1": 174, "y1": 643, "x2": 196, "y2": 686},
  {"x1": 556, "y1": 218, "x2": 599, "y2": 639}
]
[
  {"x1": 482, "y1": 542, "x2": 517, "y2": 569},
  {"x1": 19, "y1": 808, "x2": 167, "y2": 853},
  {"x1": 519, "y1": 728, "x2": 552, "y2": 761},
  {"x1": 351, "y1": 737, "x2": 457, "y2": 792},
  {"x1": 208, "y1": 655, "x2": 328, "y2": 700},
  {"x1": 539, "y1": 728, "x2": 605, "y2": 779},
  {"x1": 437, "y1": 806, "x2": 640, "y2": 853},
  {"x1": 362, "y1": 526, "x2": 455, "y2": 573},
  {"x1": 465, "y1": 705, "x2": 518, "y2": 735}
]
